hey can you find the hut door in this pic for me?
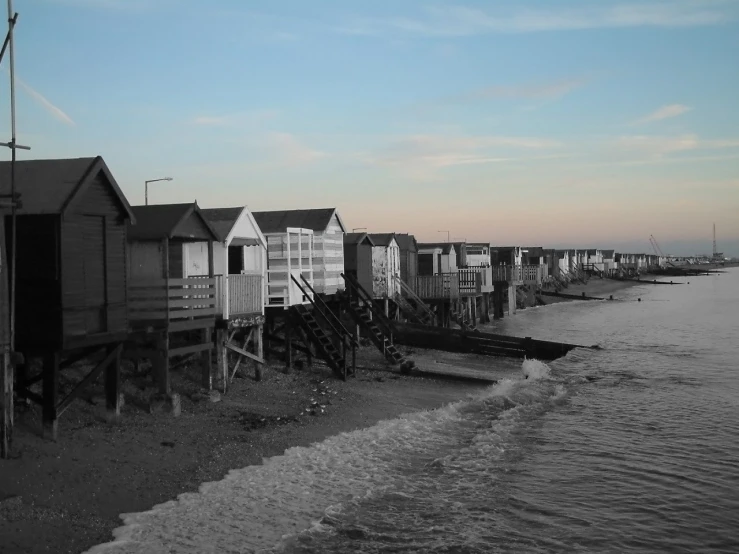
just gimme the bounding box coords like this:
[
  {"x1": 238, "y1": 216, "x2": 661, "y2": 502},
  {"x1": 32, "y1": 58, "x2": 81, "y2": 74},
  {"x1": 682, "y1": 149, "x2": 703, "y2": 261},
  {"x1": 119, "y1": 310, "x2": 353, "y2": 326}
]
[{"x1": 81, "y1": 216, "x2": 107, "y2": 334}]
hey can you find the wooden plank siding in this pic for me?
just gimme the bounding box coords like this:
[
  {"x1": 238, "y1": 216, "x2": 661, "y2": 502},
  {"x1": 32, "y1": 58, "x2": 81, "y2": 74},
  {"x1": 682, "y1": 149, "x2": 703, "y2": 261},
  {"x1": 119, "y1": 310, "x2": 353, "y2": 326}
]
[
  {"x1": 265, "y1": 232, "x2": 313, "y2": 306},
  {"x1": 311, "y1": 214, "x2": 345, "y2": 296}
]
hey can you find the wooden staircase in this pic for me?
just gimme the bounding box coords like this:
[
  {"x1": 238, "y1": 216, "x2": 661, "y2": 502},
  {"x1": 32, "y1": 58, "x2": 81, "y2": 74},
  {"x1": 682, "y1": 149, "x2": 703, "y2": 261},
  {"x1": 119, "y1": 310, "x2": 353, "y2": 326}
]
[
  {"x1": 342, "y1": 273, "x2": 411, "y2": 370},
  {"x1": 290, "y1": 275, "x2": 358, "y2": 380},
  {"x1": 392, "y1": 275, "x2": 436, "y2": 325}
]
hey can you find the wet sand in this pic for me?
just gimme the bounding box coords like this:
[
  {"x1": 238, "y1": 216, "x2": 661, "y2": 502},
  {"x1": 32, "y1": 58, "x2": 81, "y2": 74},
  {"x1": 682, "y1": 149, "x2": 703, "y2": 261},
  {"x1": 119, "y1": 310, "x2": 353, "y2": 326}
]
[
  {"x1": 0, "y1": 348, "x2": 504, "y2": 554},
  {"x1": 540, "y1": 275, "x2": 660, "y2": 305}
]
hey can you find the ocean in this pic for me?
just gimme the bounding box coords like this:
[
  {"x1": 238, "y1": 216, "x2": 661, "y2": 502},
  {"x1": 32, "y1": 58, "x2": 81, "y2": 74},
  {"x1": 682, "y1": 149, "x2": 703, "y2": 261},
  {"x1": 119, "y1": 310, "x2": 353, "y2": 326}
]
[{"x1": 87, "y1": 268, "x2": 739, "y2": 554}]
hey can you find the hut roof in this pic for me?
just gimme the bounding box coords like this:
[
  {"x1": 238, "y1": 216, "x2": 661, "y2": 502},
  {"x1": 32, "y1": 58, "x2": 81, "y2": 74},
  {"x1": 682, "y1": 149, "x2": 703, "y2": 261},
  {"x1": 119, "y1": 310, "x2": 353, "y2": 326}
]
[
  {"x1": 394, "y1": 233, "x2": 418, "y2": 252},
  {"x1": 602, "y1": 249, "x2": 615, "y2": 257},
  {"x1": 252, "y1": 208, "x2": 346, "y2": 234},
  {"x1": 418, "y1": 242, "x2": 455, "y2": 255},
  {"x1": 201, "y1": 206, "x2": 265, "y2": 247},
  {"x1": 344, "y1": 232, "x2": 375, "y2": 246},
  {"x1": 367, "y1": 233, "x2": 396, "y2": 247},
  {"x1": 0, "y1": 156, "x2": 135, "y2": 221},
  {"x1": 128, "y1": 202, "x2": 219, "y2": 241}
]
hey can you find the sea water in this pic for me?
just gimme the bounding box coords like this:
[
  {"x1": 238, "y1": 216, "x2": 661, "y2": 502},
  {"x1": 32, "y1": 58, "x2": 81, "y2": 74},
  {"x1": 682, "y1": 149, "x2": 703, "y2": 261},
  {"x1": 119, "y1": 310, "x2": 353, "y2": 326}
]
[{"x1": 87, "y1": 268, "x2": 739, "y2": 553}]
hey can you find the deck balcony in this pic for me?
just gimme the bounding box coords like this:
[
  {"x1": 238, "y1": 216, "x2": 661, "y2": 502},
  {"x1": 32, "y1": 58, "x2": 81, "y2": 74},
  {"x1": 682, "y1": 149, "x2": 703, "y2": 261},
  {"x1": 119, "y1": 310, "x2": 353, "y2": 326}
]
[{"x1": 128, "y1": 277, "x2": 219, "y2": 335}]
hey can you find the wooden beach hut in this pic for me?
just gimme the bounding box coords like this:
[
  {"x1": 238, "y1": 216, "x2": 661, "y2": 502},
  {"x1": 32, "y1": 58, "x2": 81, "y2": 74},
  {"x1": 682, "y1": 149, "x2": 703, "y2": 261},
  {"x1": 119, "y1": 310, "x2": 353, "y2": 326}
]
[
  {"x1": 253, "y1": 208, "x2": 346, "y2": 305},
  {"x1": 199, "y1": 207, "x2": 267, "y2": 389},
  {"x1": 466, "y1": 243, "x2": 491, "y2": 267},
  {"x1": 394, "y1": 233, "x2": 418, "y2": 285},
  {"x1": 418, "y1": 243, "x2": 457, "y2": 275},
  {"x1": 0, "y1": 156, "x2": 135, "y2": 439},
  {"x1": 343, "y1": 232, "x2": 375, "y2": 296},
  {"x1": 367, "y1": 233, "x2": 401, "y2": 303},
  {"x1": 127, "y1": 202, "x2": 220, "y2": 406}
]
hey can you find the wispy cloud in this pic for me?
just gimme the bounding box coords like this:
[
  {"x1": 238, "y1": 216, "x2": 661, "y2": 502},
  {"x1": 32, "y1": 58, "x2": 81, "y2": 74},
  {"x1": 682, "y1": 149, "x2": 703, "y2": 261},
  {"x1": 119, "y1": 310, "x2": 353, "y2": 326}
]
[
  {"x1": 266, "y1": 132, "x2": 326, "y2": 166},
  {"x1": 17, "y1": 78, "x2": 75, "y2": 126},
  {"x1": 366, "y1": 133, "x2": 564, "y2": 180},
  {"x1": 191, "y1": 110, "x2": 280, "y2": 127},
  {"x1": 634, "y1": 104, "x2": 692, "y2": 124},
  {"x1": 614, "y1": 133, "x2": 739, "y2": 157},
  {"x1": 338, "y1": 2, "x2": 734, "y2": 37},
  {"x1": 445, "y1": 78, "x2": 587, "y2": 103}
]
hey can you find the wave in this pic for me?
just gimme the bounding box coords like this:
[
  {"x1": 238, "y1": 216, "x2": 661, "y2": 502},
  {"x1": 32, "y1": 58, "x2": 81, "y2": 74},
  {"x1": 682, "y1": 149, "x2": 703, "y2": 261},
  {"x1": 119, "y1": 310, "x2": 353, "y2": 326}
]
[{"x1": 85, "y1": 359, "x2": 567, "y2": 554}]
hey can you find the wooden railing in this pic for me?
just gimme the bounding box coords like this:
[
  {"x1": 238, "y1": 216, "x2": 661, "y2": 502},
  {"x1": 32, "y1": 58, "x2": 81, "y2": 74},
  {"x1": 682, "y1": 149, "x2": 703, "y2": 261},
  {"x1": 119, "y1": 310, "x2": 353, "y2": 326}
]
[
  {"x1": 491, "y1": 265, "x2": 510, "y2": 282},
  {"x1": 129, "y1": 278, "x2": 218, "y2": 327},
  {"x1": 414, "y1": 274, "x2": 460, "y2": 299},
  {"x1": 266, "y1": 268, "x2": 313, "y2": 307}
]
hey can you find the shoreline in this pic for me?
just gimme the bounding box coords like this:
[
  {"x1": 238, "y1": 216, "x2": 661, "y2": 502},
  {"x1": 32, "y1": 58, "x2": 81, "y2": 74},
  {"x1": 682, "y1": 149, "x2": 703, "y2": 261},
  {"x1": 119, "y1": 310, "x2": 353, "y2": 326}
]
[{"x1": 0, "y1": 349, "x2": 506, "y2": 554}]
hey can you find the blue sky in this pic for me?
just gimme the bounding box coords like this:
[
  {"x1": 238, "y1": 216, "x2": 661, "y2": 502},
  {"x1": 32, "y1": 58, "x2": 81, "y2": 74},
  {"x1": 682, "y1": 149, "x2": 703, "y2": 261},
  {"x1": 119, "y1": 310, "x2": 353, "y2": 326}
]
[{"x1": 2, "y1": 0, "x2": 738, "y2": 255}]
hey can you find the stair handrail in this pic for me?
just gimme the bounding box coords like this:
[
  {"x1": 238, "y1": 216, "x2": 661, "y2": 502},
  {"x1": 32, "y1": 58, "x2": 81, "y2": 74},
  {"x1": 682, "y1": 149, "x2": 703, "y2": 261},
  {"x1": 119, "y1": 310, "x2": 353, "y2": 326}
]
[
  {"x1": 290, "y1": 274, "x2": 358, "y2": 349},
  {"x1": 392, "y1": 274, "x2": 435, "y2": 321},
  {"x1": 341, "y1": 272, "x2": 395, "y2": 337}
]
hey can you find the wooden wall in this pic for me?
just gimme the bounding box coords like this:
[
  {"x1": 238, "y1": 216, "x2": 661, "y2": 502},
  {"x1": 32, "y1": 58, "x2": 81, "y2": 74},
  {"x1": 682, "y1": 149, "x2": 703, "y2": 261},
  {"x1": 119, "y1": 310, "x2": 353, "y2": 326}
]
[
  {"x1": 312, "y1": 214, "x2": 344, "y2": 295},
  {"x1": 371, "y1": 242, "x2": 401, "y2": 299}
]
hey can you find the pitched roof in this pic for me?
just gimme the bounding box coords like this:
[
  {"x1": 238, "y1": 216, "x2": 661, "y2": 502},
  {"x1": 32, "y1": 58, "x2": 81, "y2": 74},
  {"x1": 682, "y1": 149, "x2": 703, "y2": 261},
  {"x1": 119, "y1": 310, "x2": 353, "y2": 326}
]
[
  {"x1": 344, "y1": 232, "x2": 374, "y2": 246},
  {"x1": 201, "y1": 207, "x2": 243, "y2": 241},
  {"x1": 251, "y1": 208, "x2": 345, "y2": 234},
  {"x1": 0, "y1": 156, "x2": 135, "y2": 220},
  {"x1": 367, "y1": 233, "x2": 396, "y2": 247},
  {"x1": 394, "y1": 233, "x2": 418, "y2": 252},
  {"x1": 418, "y1": 242, "x2": 455, "y2": 255},
  {"x1": 128, "y1": 202, "x2": 218, "y2": 241}
]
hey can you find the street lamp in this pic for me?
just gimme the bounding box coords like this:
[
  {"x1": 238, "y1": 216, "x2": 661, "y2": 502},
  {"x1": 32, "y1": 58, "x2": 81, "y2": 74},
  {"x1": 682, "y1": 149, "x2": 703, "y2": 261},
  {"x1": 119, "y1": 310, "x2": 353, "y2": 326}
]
[
  {"x1": 145, "y1": 177, "x2": 173, "y2": 205},
  {"x1": 437, "y1": 230, "x2": 450, "y2": 243}
]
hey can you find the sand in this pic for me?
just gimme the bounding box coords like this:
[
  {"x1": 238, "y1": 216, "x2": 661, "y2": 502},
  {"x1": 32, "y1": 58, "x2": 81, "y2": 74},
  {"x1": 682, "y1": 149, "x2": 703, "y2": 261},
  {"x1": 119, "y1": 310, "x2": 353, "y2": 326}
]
[{"x1": 0, "y1": 348, "x2": 506, "y2": 554}]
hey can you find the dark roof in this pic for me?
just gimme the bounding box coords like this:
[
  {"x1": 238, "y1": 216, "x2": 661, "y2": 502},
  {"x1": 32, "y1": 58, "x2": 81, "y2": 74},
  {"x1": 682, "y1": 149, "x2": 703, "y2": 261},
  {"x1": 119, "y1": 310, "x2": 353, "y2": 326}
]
[
  {"x1": 344, "y1": 232, "x2": 374, "y2": 246},
  {"x1": 394, "y1": 233, "x2": 418, "y2": 252},
  {"x1": 367, "y1": 233, "x2": 396, "y2": 247},
  {"x1": 418, "y1": 242, "x2": 455, "y2": 255},
  {"x1": 128, "y1": 202, "x2": 218, "y2": 241},
  {"x1": 251, "y1": 208, "x2": 344, "y2": 234},
  {"x1": 602, "y1": 249, "x2": 615, "y2": 257},
  {"x1": 201, "y1": 207, "x2": 243, "y2": 241},
  {"x1": 0, "y1": 156, "x2": 135, "y2": 220}
]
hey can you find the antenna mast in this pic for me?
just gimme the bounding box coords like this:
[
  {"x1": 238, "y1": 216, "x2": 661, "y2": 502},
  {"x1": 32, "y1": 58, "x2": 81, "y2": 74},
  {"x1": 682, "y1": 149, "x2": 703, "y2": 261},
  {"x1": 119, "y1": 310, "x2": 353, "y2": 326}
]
[{"x1": 713, "y1": 223, "x2": 717, "y2": 257}]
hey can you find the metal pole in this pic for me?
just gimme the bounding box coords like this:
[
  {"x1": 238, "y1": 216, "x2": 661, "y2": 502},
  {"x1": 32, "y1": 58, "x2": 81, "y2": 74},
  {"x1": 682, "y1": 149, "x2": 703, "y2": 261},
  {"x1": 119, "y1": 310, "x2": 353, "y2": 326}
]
[
  {"x1": 8, "y1": 0, "x2": 17, "y2": 353},
  {"x1": 145, "y1": 181, "x2": 148, "y2": 205}
]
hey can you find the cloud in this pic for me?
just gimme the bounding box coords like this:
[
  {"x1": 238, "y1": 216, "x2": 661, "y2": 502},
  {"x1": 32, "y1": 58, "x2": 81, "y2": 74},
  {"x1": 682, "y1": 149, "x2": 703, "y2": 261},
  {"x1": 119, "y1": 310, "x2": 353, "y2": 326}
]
[
  {"x1": 365, "y1": 133, "x2": 563, "y2": 180},
  {"x1": 338, "y1": 2, "x2": 734, "y2": 37},
  {"x1": 446, "y1": 78, "x2": 587, "y2": 103},
  {"x1": 17, "y1": 78, "x2": 75, "y2": 126},
  {"x1": 191, "y1": 110, "x2": 280, "y2": 127},
  {"x1": 635, "y1": 104, "x2": 692, "y2": 124},
  {"x1": 613, "y1": 133, "x2": 739, "y2": 158},
  {"x1": 265, "y1": 132, "x2": 326, "y2": 165}
]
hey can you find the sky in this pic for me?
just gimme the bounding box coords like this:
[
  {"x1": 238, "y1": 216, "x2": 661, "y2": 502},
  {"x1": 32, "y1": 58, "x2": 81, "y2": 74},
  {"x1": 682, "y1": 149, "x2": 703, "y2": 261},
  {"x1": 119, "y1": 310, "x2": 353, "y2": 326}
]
[{"x1": 1, "y1": 0, "x2": 738, "y2": 256}]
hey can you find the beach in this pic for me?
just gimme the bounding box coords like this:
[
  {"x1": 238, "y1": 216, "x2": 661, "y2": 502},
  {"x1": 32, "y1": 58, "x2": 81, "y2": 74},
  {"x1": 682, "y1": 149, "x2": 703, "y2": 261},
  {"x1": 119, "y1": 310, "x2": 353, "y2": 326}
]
[{"x1": 0, "y1": 275, "x2": 659, "y2": 554}]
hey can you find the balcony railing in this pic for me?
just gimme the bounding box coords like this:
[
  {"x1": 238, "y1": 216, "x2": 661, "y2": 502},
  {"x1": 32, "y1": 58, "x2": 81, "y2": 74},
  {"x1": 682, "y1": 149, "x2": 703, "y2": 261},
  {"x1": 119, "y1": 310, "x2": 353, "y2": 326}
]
[
  {"x1": 414, "y1": 274, "x2": 460, "y2": 299},
  {"x1": 129, "y1": 277, "x2": 218, "y2": 329}
]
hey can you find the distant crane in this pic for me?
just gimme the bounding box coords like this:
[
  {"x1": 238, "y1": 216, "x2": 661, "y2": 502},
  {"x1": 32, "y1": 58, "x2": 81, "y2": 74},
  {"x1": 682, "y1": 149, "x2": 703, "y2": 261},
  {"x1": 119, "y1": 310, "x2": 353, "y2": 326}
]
[
  {"x1": 712, "y1": 223, "x2": 723, "y2": 261},
  {"x1": 649, "y1": 235, "x2": 675, "y2": 267}
]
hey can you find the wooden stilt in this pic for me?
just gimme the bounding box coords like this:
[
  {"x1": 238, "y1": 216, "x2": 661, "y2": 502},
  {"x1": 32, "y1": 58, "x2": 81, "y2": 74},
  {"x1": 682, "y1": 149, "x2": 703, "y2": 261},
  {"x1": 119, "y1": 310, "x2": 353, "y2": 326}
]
[
  {"x1": 201, "y1": 327, "x2": 213, "y2": 390},
  {"x1": 1, "y1": 351, "x2": 12, "y2": 458},
  {"x1": 105, "y1": 344, "x2": 122, "y2": 419},
  {"x1": 154, "y1": 333, "x2": 170, "y2": 395},
  {"x1": 254, "y1": 324, "x2": 263, "y2": 381},
  {"x1": 216, "y1": 328, "x2": 227, "y2": 392},
  {"x1": 285, "y1": 312, "x2": 292, "y2": 374},
  {"x1": 42, "y1": 351, "x2": 60, "y2": 441}
]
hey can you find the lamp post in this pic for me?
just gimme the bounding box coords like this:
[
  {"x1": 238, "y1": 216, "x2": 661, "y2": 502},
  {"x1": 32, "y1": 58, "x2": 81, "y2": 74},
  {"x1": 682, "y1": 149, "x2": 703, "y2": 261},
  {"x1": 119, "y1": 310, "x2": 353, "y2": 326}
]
[
  {"x1": 437, "y1": 230, "x2": 450, "y2": 243},
  {"x1": 145, "y1": 177, "x2": 173, "y2": 205}
]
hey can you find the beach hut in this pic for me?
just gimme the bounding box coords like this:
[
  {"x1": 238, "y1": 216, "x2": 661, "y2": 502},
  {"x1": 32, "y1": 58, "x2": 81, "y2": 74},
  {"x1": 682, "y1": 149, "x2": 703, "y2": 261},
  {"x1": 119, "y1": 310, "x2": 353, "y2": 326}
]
[
  {"x1": 0, "y1": 156, "x2": 135, "y2": 438},
  {"x1": 394, "y1": 233, "x2": 418, "y2": 285},
  {"x1": 418, "y1": 243, "x2": 457, "y2": 275},
  {"x1": 367, "y1": 233, "x2": 401, "y2": 300},
  {"x1": 450, "y1": 242, "x2": 468, "y2": 269},
  {"x1": 127, "y1": 202, "x2": 220, "y2": 402},
  {"x1": 343, "y1": 233, "x2": 375, "y2": 296},
  {"x1": 197, "y1": 207, "x2": 266, "y2": 321},
  {"x1": 253, "y1": 208, "x2": 346, "y2": 305},
  {"x1": 466, "y1": 242, "x2": 491, "y2": 267}
]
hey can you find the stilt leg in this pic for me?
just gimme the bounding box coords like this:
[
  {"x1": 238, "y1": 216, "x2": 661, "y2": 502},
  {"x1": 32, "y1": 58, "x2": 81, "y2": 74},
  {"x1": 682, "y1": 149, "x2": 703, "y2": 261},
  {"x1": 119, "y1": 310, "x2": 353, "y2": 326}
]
[
  {"x1": 201, "y1": 328, "x2": 213, "y2": 390},
  {"x1": 285, "y1": 314, "x2": 292, "y2": 374},
  {"x1": 1, "y1": 351, "x2": 12, "y2": 458},
  {"x1": 216, "y1": 328, "x2": 227, "y2": 393},
  {"x1": 154, "y1": 333, "x2": 170, "y2": 395},
  {"x1": 255, "y1": 324, "x2": 263, "y2": 382},
  {"x1": 105, "y1": 344, "x2": 122, "y2": 419},
  {"x1": 42, "y1": 351, "x2": 60, "y2": 441}
]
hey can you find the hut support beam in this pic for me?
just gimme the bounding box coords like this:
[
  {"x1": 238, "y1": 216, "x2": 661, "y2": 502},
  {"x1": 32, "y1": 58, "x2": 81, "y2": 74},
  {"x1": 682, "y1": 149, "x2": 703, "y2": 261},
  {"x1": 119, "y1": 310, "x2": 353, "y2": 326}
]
[
  {"x1": 105, "y1": 343, "x2": 122, "y2": 419},
  {"x1": 254, "y1": 324, "x2": 263, "y2": 381},
  {"x1": 42, "y1": 352, "x2": 60, "y2": 441},
  {"x1": 1, "y1": 352, "x2": 12, "y2": 458},
  {"x1": 200, "y1": 327, "x2": 212, "y2": 390}
]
